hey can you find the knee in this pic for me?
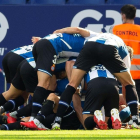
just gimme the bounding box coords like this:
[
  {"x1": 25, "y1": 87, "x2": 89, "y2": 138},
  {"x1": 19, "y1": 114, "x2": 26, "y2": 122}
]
[
  {"x1": 47, "y1": 93, "x2": 57, "y2": 102},
  {"x1": 84, "y1": 116, "x2": 96, "y2": 130}
]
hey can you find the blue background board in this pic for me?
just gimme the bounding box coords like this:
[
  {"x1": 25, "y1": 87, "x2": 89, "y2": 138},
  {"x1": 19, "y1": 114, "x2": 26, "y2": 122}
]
[{"x1": 0, "y1": 5, "x2": 140, "y2": 93}]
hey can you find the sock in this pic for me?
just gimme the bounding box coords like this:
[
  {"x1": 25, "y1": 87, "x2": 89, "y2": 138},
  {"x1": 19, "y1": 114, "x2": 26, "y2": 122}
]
[
  {"x1": 125, "y1": 85, "x2": 139, "y2": 123},
  {"x1": 107, "y1": 118, "x2": 113, "y2": 129},
  {"x1": 0, "y1": 121, "x2": 24, "y2": 130},
  {"x1": 44, "y1": 113, "x2": 56, "y2": 129},
  {"x1": 31, "y1": 86, "x2": 53, "y2": 117},
  {"x1": 2, "y1": 96, "x2": 24, "y2": 112},
  {"x1": 54, "y1": 85, "x2": 76, "y2": 124},
  {"x1": 36, "y1": 100, "x2": 54, "y2": 123},
  {"x1": 84, "y1": 116, "x2": 96, "y2": 130},
  {"x1": 0, "y1": 94, "x2": 7, "y2": 106},
  {"x1": 16, "y1": 102, "x2": 32, "y2": 118}
]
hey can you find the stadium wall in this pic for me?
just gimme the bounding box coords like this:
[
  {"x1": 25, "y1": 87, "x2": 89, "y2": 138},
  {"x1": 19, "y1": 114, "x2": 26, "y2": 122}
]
[{"x1": 0, "y1": 5, "x2": 140, "y2": 93}]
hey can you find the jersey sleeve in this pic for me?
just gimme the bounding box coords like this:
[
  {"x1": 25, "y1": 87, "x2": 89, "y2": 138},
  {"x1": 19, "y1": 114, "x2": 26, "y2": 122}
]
[{"x1": 84, "y1": 30, "x2": 100, "y2": 40}]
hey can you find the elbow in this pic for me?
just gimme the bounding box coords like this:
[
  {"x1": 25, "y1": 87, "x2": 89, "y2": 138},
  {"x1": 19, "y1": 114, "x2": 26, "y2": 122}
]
[{"x1": 74, "y1": 27, "x2": 81, "y2": 34}]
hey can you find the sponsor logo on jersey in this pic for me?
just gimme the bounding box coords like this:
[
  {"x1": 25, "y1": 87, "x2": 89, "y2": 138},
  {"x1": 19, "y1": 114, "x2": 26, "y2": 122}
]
[{"x1": 0, "y1": 12, "x2": 9, "y2": 43}]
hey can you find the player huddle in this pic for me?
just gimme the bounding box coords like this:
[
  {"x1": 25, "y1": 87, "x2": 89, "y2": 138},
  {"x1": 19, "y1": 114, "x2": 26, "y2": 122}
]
[{"x1": 0, "y1": 27, "x2": 139, "y2": 130}]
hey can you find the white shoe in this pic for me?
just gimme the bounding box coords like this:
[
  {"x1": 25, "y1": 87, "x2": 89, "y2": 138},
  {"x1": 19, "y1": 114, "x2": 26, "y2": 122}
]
[
  {"x1": 111, "y1": 108, "x2": 122, "y2": 129},
  {"x1": 131, "y1": 122, "x2": 140, "y2": 129},
  {"x1": 52, "y1": 123, "x2": 60, "y2": 130},
  {"x1": 94, "y1": 110, "x2": 108, "y2": 130}
]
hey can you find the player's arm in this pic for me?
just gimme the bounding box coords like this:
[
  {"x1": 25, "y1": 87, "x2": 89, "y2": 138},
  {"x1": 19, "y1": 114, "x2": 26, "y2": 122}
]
[
  {"x1": 53, "y1": 27, "x2": 90, "y2": 37},
  {"x1": 65, "y1": 60, "x2": 75, "y2": 81},
  {"x1": 72, "y1": 93, "x2": 85, "y2": 129}
]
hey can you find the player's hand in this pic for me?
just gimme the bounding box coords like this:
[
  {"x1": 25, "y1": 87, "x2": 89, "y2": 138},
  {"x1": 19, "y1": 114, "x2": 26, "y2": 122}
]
[
  {"x1": 31, "y1": 37, "x2": 41, "y2": 44},
  {"x1": 53, "y1": 30, "x2": 60, "y2": 34}
]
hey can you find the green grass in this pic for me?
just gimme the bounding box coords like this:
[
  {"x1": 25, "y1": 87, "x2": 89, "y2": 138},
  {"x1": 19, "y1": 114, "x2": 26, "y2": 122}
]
[{"x1": 0, "y1": 130, "x2": 140, "y2": 140}]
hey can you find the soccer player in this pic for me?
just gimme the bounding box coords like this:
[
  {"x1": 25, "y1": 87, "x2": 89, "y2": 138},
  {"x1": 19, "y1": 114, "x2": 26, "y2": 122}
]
[
  {"x1": 0, "y1": 45, "x2": 33, "y2": 107},
  {"x1": 82, "y1": 64, "x2": 120, "y2": 130},
  {"x1": 0, "y1": 78, "x2": 80, "y2": 130},
  {"x1": 29, "y1": 28, "x2": 97, "y2": 121},
  {"x1": 52, "y1": 28, "x2": 139, "y2": 129}
]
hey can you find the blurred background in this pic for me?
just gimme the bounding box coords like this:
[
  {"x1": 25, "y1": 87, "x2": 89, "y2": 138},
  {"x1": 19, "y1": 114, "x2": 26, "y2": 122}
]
[{"x1": 0, "y1": 0, "x2": 140, "y2": 93}]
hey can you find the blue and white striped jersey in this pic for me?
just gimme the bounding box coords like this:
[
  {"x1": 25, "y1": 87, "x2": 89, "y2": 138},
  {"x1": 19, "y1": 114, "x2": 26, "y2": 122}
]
[
  {"x1": 85, "y1": 64, "x2": 115, "y2": 83},
  {"x1": 43, "y1": 31, "x2": 97, "y2": 57},
  {"x1": 87, "y1": 33, "x2": 131, "y2": 70},
  {"x1": 11, "y1": 45, "x2": 33, "y2": 59}
]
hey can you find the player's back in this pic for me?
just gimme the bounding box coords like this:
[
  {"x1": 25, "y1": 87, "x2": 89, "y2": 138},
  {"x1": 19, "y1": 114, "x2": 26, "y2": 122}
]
[
  {"x1": 85, "y1": 64, "x2": 115, "y2": 83},
  {"x1": 11, "y1": 45, "x2": 33, "y2": 58},
  {"x1": 88, "y1": 33, "x2": 129, "y2": 60},
  {"x1": 44, "y1": 33, "x2": 85, "y2": 57}
]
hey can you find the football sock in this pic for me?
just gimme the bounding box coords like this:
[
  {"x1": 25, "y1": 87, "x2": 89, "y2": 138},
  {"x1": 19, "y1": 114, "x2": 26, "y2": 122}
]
[
  {"x1": 36, "y1": 100, "x2": 54, "y2": 123},
  {"x1": 31, "y1": 86, "x2": 53, "y2": 117},
  {"x1": 0, "y1": 121, "x2": 23, "y2": 130},
  {"x1": 2, "y1": 96, "x2": 24, "y2": 113},
  {"x1": 16, "y1": 102, "x2": 32, "y2": 118},
  {"x1": 44, "y1": 114, "x2": 56, "y2": 129},
  {"x1": 125, "y1": 85, "x2": 139, "y2": 123},
  {"x1": 54, "y1": 85, "x2": 76, "y2": 124}
]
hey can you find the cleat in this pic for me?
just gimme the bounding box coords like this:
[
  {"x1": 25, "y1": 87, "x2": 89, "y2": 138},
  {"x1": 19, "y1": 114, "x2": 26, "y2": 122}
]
[
  {"x1": 20, "y1": 121, "x2": 37, "y2": 130},
  {"x1": 111, "y1": 108, "x2": 122, "y2": 129},
  {"x1": 6, "y1": 113, "x2": 17, "y2": 124},
  {"x1": 130, "y1": 122, "x2": 140, "y2": 129},
  {"x1": 94, "y1": 110, "x2": 108, "y2": 130},
  {"x1": 20, "y1": 119, "x2": 48, "y2": 130},
  {"x1": 52, "y1": 123, "x2": 61, "y2": 130},
  {"x1": 37, "y1": 122, "x2": 49, "y2": 130}
]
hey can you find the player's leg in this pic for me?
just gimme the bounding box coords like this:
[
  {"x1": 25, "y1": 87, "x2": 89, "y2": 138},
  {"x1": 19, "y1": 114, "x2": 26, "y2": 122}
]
[
  {"x1": 0, "y1": 52, "x2": 25, "y2": 106},
  {"x1": 100, "y1": 44, "x2": 139, "y2": 126},
  {"x1": 20, "y1": 93, "x2": 58, "y2": 130},
  {"x1": 52, "y1": 42, "x2": 98, "y2": 129},
  {"x1": 31, "y1": 39, "x2": 57, "y2": 118},
  {"x1": 52, "y1": 68, "x2": 86, "y2": 128},
  {"x1": 113, "y1": 72, "x2": 139, "y2": 126},
  {"x1": 2, "y1": 52, "x2": 24, "y2": 83},
  {"x1": 103, "y1": 79, "x2": 121, "y2": 129}
]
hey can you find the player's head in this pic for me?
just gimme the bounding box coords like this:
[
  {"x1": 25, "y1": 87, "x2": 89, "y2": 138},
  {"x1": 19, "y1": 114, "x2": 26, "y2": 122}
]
[
  {"x1": 121, "y1": 4, "x2": 136, "y2": 21},
  {"x1": 126, "y1": 46, "x2": 134, "y2": 61}
]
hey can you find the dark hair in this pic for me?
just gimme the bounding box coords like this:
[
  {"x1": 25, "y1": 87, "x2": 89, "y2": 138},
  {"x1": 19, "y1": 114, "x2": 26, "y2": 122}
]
[{"x1": 121, "y1": 4, "x2": 136, "y2": 19}]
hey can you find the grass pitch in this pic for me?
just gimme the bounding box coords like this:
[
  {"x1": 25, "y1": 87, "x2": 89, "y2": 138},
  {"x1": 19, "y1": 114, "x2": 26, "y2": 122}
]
[{"x1": 0, "y1": 130, "x2": 140, "y2": 140}]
